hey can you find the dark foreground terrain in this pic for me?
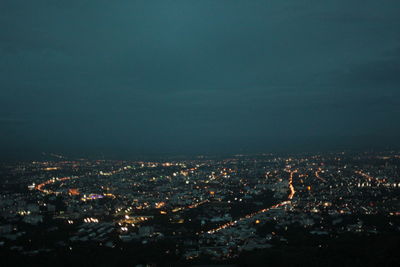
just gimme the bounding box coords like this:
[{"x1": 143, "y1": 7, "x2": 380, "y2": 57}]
[{"x1": 1, "y1": 233, "x2": 399, "y2": 266}]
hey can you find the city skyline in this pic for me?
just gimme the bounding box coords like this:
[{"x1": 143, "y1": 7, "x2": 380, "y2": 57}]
[{"x1": 1, "y1": 150, "x2": 399, "y2": 265}]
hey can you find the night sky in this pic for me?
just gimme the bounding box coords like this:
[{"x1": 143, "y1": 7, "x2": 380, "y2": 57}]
[{"x1": 1, "y1": 0, "x2": 400, "y2": 158}]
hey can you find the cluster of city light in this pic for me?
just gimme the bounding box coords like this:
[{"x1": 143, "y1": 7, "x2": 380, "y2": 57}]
[
  {"x1": 35, "y1": 172, "x2": 119, "y2": 201},
  {"x1": 357, "y1": 181, "x2": 399, "y2": 188},
  {"x1": 68, "y1": 188, "x2": 80, "y2": 196},
  {"x1": 132, "y1": 202, "x2": 150, "y2": 210},
  {"x1": 79, "y1": 193, "x2": 115, "y2": 202},
  {"x1": 155, "y1": 202, "x2": 166, "y2": 209},
  {"x1": 115, "y1": 207, "x2": 124, "y2": 214},
  {"x1": 81, "y1": 194, "x2": 104, "y2": 201},
  {"x1": 17, "y1": 210, "x2": 31, "y2": 216},
  {"x1": 83, "y1": 217, "x2": 99, "y2": 223},
  {"x1": 99, "y1": 165, "x2": 132, "y2": 176},
  {"x1": 35, "y1": 176, "x2": 77, "y2": 195},
  {"x1": 118, "y1": 216, "x2": 151, "y2": 225}
]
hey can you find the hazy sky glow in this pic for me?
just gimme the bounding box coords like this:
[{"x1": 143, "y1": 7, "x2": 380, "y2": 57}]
[{"x1": 1, "y1": 0, "x2": 400, "y2": 158}]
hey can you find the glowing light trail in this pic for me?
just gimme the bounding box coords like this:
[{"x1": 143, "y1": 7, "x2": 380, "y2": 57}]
[
  {"x1": 206, "y1": 201, "x2": 291, "y2": 234},
  {"x1": 288, "y1": 169, "x2": 297, "y2": 200},
  {"x1": 205, "y1": 168, "x2": 298, "y2": 234}
]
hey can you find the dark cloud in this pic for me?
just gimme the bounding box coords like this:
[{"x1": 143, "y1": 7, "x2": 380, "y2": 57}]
[
  {"x1": 0, "y1": 118, "x2": 27, "y2": 125},
  {"x1": 1, "y1": 0, "x2": 400, "y2": 158},
  {"x1": 342, "y1": 46, "x2": 400, "y2": 86}
]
